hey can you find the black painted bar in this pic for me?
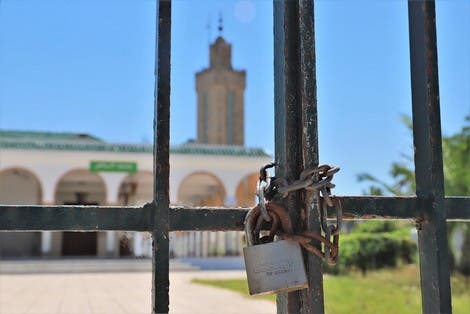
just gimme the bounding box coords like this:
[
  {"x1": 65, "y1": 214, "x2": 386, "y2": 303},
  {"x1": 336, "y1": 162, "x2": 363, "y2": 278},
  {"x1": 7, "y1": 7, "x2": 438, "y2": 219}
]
[
  {"x1": 274, "y1": 0, "x2": 322, "y2": 312},
  {"x1": 445, "y1": 197, "x2": 470, "y2": 221},
  {"x1": 0, "y1": 205, "x2": 151, "y2": 231},
  {"x1": 297, "y1": 1, "x2": 324, "y2": 312},
  {"x1": 408, "y1": 1, "x2": 452, "y2": 313},
  {"x1": 273, "y1": 1, "x2": 302, "y2": 312},
  {"x1": 170, "y1": 207, "x2": 247, "y2": 231},
  {"x1": 334, "y1": 196, "x2": 421, "y2": 219},
  {"x1": 0, "y1": 1, "x2": 468, "y2": 313},
  {"x1": 152, "y1": 1, "x2": 171, "y2": 313},
  {"x1": 0, "y1": 197, "x2": 468, "y2": 232}
]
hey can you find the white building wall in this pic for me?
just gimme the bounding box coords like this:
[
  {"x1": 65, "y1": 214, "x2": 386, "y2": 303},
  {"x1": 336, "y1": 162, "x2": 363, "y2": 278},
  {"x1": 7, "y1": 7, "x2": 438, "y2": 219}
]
[
  {"x1": 0, "y1": 148, "x2": 270, "y2": 257},
  {"x1": 1, "y1": 149, "x2": 268, "y2": 204}
]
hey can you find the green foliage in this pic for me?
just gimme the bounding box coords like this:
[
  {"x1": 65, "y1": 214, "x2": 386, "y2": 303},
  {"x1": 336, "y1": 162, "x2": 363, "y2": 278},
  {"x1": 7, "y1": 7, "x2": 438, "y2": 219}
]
[
  {"x1": 357, "y1": 115, "x2": 470, "y2": 276},
  {"x1": 458, "y1": 225, "x2": 470, "y2": 278},
  {"x1": 357, "y1": 167, "x2": 414, "y2": 196},
  {"x1": 356, "y1": 115, "x2": 416, "y2": 196},
  {"x1": 357, "y1": 114, "x2": 470, "y2": 197},
  {"x1": 443, "y1": 115, "x2": 470, "y2": 196},
  {"x1": 336, "y1": 226, "x2": 416, "y2": 276},
  {"x1": 353, "y1": 221, "x2": 398, "y2": 233}
]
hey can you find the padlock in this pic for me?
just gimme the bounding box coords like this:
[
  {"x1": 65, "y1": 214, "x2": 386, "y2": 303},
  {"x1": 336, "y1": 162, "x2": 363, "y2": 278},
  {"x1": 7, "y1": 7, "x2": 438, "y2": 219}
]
[{"x1": 243, "y1": 203, "x2": 308, "y2": 296}]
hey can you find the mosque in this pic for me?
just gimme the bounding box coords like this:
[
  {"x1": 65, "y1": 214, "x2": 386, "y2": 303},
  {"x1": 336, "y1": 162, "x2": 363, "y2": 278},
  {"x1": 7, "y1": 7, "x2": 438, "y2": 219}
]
[{"x1": 0, "y1": 34, "x2": 271, "y2": 258}]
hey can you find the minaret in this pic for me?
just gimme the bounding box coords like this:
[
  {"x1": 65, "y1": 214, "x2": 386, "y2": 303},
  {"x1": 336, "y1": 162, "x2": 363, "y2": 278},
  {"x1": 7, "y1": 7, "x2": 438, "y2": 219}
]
[{"x1": 195, "y1": 16, "x2": 246, "y2": 145}]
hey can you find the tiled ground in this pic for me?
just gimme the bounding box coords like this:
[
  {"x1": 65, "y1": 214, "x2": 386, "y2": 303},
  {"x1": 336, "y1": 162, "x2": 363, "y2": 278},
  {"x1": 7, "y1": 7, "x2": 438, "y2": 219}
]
[{"x1": 0, "y1": 271, "x2": 275, "y2": 314}]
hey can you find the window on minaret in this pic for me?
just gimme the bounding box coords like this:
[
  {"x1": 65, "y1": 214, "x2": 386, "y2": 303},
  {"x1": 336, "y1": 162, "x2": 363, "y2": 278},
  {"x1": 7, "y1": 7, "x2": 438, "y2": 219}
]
[
  {"x1": 226, "y1": 92, "x2": 235, "y2": 145},
  {"x1": 202, "y1": 93, "x2": 208, "y2": 142}
]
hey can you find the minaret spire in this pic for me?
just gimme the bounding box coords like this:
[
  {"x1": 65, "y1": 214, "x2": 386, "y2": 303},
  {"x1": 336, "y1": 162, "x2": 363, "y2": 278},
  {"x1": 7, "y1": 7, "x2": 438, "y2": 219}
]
[
  {"x1": 206, "y1": 14, "x2": 212, "y2": 43},
  {"x1": 195, "y1": 26, "x2": 246, "y2": 145},
  {"x1": 218, "y1": 12, "x2": 223, "y2": 36}
]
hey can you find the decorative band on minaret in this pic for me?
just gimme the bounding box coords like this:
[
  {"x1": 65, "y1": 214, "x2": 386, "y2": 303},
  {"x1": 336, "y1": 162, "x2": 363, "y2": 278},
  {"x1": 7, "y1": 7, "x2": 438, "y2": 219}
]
[{"x1": 195, "y1": 29, "x2": 246, "y2": 146}]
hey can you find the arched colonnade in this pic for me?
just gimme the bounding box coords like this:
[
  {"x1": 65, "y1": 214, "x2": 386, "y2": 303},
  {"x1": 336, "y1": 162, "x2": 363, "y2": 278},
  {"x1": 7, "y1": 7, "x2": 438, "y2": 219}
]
[{"x1": 0, "y1": 167, "x2": 260, "y2": 258}]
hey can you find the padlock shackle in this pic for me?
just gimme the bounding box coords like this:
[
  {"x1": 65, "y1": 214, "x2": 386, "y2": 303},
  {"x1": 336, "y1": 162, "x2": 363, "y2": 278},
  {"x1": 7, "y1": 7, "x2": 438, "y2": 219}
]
[
  {"x1": 254, "y1": 212, "x2": 279, "y2": 244},
  {"x1": 244, "y1": 207, "x2": 258, "y2": 246},
  {"x1": 244, "y1": 203, "x2": 294, "y2": 246}
]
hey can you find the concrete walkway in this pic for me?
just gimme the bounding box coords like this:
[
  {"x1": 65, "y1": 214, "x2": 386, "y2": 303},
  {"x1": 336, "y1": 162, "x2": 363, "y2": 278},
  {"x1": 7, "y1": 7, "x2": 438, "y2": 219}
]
[
  {"x1": 0, "y1": 271, "x2": 276, "y2": 314},
  {"x1": 0, "y1": 259, "x2": 199, "y2": 274}
]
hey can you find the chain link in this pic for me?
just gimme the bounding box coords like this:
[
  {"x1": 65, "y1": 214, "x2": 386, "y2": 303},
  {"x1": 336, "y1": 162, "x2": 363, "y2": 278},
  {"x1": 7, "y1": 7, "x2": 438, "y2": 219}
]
[{"x1": 254, "y1": 163, "x2": 342, "y2": 265}]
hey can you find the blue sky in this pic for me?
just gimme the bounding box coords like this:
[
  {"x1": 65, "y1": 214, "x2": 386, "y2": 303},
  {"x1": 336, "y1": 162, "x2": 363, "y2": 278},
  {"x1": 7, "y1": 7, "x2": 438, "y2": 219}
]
[{"x1": 0, "y1": 0, "x2": 468, "y2": 195}]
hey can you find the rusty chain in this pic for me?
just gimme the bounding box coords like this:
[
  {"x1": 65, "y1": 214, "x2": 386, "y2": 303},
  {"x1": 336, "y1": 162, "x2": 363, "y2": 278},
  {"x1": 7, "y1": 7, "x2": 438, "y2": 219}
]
[{"x1": 254, "y1": 163, "x2": 341, "y2": 265}]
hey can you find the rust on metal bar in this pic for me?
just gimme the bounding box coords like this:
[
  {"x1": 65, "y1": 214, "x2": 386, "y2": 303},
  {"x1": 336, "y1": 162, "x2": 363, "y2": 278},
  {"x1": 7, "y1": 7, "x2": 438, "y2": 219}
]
[
  {"x1": 274, "y1": 0, "x2": 323, "y2": 312},
  {"x1": 297, "y1": 0, "x2": 325, "y2": 312},
  {"x1": 408, "y1": 1, "x2": 452, "y2": 313},
  {"x1": 0, "y1": 197, "x2": 467, "y2": 232},
  {"x1": 332, "y1": 196, "x2": 421, "y2": 219},
  {"x1": 273, "y1": 0, "x2": 303, "y2": 311}
]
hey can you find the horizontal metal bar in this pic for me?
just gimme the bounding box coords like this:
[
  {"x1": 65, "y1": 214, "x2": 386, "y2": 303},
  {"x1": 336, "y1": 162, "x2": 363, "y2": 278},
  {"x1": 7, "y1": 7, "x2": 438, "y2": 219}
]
[
  {"x1": 334, "y1": 196, "x2": 420, "y2": 219},
  {"x1": 0, "y1": 204, "x2": 152, "y2": 231},
  {"x1": 0, "y1": 196, "x2": 468, "y2": 232},
  {"x1": 445, "y1": 197, "x2": 470, "y2": 221},
  {"x1": 170, "y1": 206, "x2": 247, "y2": 231}
]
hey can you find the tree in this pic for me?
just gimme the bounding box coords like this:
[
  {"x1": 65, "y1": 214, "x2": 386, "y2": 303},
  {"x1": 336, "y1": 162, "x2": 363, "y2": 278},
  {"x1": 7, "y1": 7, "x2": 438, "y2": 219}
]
[
  {"x1": 460, "y1": 224, "x2": 470, "y2": 284},
  {"x1": 357, "y1": 115, "x2": 470, "y2": 276},
  {"x1": 357, "y1": 115, "x2": 415, "y2": 196},
  {"x1": 442, "y1": 115, "x2": 470, "y2": 196}
]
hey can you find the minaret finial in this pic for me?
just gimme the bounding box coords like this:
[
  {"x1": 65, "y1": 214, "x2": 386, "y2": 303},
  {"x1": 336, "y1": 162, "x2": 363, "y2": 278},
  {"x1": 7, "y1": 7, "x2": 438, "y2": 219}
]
[
  {"x1": 206, "y1": 14, "x2": 212, "y2": 43},
  {"x1": 218, "y1": 12, "x2": 223, "y2": 36}
]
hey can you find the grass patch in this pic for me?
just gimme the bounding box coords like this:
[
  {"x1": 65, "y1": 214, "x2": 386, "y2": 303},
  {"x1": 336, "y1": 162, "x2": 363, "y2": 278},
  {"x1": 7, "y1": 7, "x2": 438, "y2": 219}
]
[
  {"x1": 192, "y1": 266, "x2": 469, "y2": 314},
  {"x1": 192, "y1": 278, "x2": 276, "y2": 302}
]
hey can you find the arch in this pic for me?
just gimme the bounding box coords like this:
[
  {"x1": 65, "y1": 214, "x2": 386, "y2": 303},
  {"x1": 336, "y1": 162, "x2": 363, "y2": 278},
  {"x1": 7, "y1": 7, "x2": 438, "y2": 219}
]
[
  {"x1": 118, "y1": 171, "x2": 153, "y2": 206},
  {"x1": 0, "y1": 167, "x2": 43, "y2": 205},
  {"x1": 177, "y1": 171, "x2": 226, "y2": 206},
  {"x1": 54, "y1": 168, "x2": 107, "y2": 205},
  {"x1": 54, "y1": 169, "x2": 107, "y2": 257},
  {"x1": 235, "y1": 172, "x2": 259, "y2": 207},
  {"x1": 0, "y1": 167, "x2": 43, "y2": 257}
]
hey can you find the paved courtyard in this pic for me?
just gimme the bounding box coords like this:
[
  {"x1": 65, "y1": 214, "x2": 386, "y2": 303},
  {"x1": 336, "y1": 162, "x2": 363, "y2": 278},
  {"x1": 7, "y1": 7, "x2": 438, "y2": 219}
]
[{"x1": 0, "y1": 270, "x2": 276, "y2": 314}]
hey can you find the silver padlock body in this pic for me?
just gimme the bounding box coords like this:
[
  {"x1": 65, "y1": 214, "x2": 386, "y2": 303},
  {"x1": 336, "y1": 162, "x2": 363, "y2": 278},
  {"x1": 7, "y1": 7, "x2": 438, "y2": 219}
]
[{"x1": 243, "y1": 240, "x2": 308, "y2": 296}]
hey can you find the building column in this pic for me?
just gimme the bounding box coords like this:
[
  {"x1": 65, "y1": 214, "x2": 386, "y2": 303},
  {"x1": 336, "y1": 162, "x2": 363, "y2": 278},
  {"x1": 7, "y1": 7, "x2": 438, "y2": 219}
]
[
  {"x1": 181, "y1": 232, "x2": 186, "y2": 257},
  {"x1": 202, "y1": 232, "x2": 209, "y2": 257},
  {"x1": 225, "y1": 231, "x2": 237, "y2": 256},
  {"x1": 133, "y1": 232, "x2": 143, "y2": 257},
  {"x1": 50, "y1": 232, "x2": 62, "y2": 257},
  {"x1": 237, "y1": 231, "x2": 244, "y2": 255},
  {"x1": 217, "y1": 231, "x2": 226, "y2": 256},
  {"x1": 41, "y1": 231, "x2": 52, "y2": 256},
  {"x1": 147, "y1": 234, "x2": 152, "y2": 258},
  {"x1": 209, "y1": 232, "x2": 217, "y2": 256},
  {"x1": 187, "y1": 232, "x2": 192, "y2": 256},
  {"x1": 106, "y1": 231, "x2": 116, "y2": 257},
  {"x1": 141, "y1": 233, "x2": 152, "y2": 258},
  {"x1": 195, "y1": 232, "x2": 201, "y2": 257},
  {"x1": 173, "y1": 233, "x2": 180, "y2": 258}
]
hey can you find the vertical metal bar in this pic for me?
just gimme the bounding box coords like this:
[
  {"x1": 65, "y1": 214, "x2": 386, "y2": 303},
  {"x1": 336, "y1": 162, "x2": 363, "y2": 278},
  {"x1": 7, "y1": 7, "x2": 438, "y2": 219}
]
[
  {"x1": 298, "y1": 1, "x2": 324, "y2": 313},
  {"x1": 274, "y1": 1, "x2": 323, "y2": 313},
  {"x1": 408, "y1": 1, "x2": 452, "y2": 313},
  {"x1": 274, "y1": 1, "x2": 302, "y2": 312},
  {"x1": 152, "y1": 0, "x2": 171, "y2": 313}
]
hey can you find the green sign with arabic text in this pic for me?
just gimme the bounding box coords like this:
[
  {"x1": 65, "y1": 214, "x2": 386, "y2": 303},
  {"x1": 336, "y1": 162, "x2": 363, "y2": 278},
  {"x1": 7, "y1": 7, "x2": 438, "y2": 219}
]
[{"x1": 89, "y1": 161, "x2": 137, "y2": 173}]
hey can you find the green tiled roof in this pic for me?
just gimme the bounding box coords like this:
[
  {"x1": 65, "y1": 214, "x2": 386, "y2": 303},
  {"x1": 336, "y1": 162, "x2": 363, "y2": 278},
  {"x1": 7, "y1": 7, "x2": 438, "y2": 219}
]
[
  {"x1": 0, "y1": 130, "x2": 270, "y2": 157},
  {"x1": 171, "y1": 143, "x2": 269, "y2": 157},
  {"x1": 0, "y1": 130, "x2": 103, "y2": 143}
]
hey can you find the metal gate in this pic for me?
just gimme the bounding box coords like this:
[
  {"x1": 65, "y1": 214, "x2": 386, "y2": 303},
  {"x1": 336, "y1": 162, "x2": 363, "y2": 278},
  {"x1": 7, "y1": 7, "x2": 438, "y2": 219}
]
[{"x1": 1, "y1": 1, "x2": 469, "y2": 313}]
